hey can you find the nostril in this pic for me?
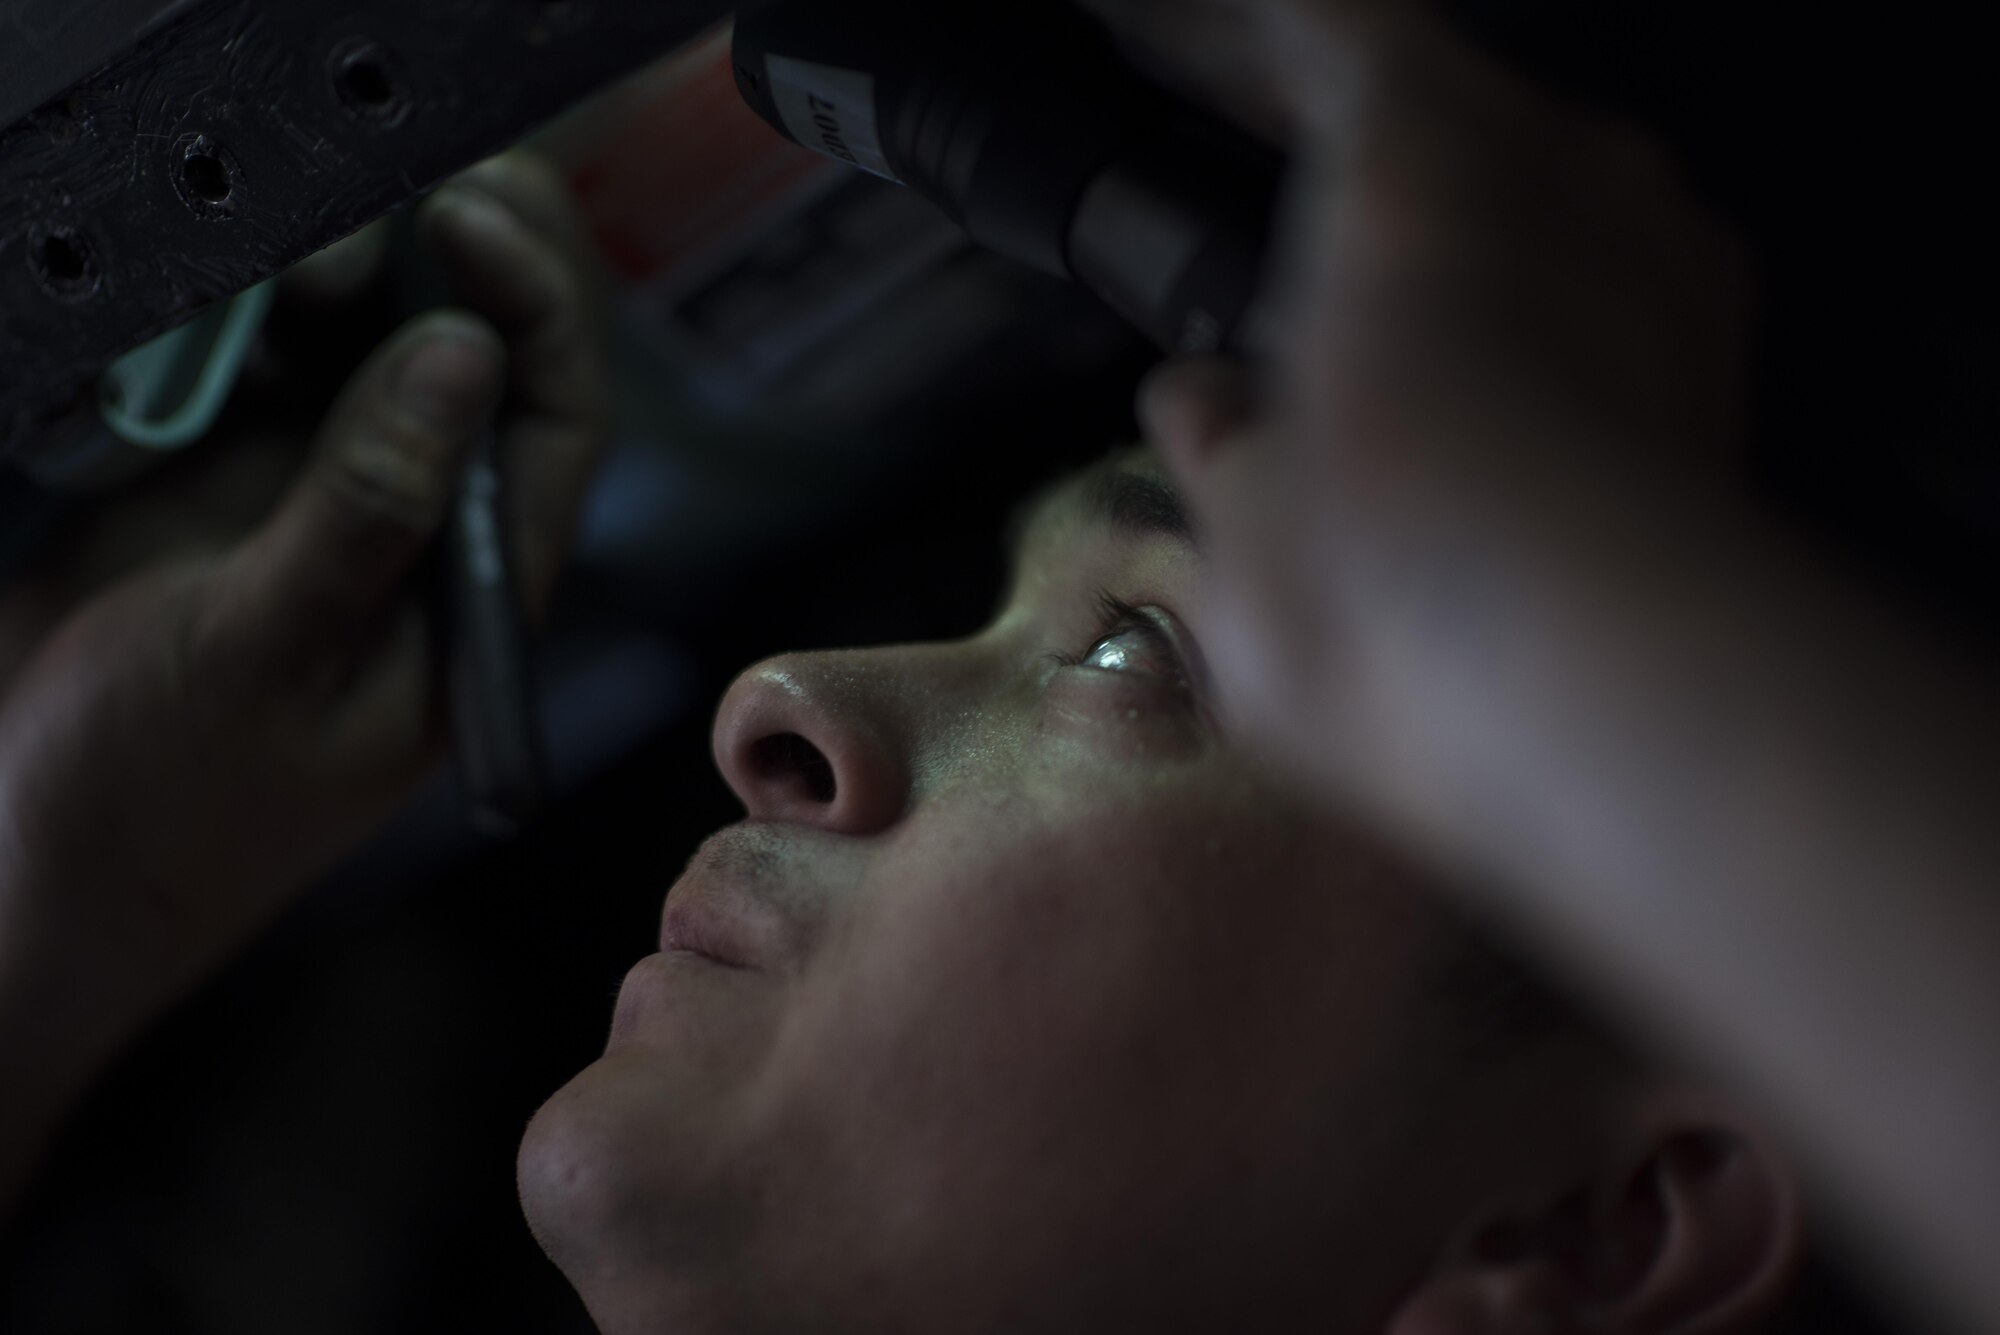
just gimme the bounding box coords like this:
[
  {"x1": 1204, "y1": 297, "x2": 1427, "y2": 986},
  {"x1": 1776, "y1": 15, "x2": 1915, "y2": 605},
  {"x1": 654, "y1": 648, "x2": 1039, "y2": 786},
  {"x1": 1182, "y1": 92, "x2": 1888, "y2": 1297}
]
[{"x1": 749, "y1": 732, "x2": 837, "y2": 805}]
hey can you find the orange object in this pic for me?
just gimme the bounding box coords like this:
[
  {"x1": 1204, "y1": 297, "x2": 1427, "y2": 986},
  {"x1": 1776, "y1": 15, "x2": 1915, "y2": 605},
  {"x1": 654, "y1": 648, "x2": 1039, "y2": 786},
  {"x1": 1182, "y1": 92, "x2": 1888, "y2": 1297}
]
[{"x1": 561, "y1": 22, "x2": 843, "y2": 289}]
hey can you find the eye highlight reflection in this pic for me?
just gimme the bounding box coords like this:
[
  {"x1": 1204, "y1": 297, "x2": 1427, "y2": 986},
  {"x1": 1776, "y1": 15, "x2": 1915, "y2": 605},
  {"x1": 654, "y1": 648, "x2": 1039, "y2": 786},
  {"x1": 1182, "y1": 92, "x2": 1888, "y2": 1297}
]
[
  {"x1": 1048, "y1": 589, "x2": 1197, "y2": 693},
  {"x1": 1084, "y1": 635, "x2": 1139, "y2": 673},
  {"x1": 1081, "y1": 624, "x2": 1178, "y2": 683}
]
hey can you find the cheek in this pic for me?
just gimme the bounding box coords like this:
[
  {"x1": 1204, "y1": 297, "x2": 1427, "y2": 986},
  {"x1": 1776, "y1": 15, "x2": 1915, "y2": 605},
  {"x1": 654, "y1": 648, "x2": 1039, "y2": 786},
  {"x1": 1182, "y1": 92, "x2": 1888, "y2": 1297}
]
[
  {"x1": 748, "y1": 779, "x2": 1437, "y2": 1263},
  {"x1": 1041, "y1": 667, "x2": 1208, "y2": 765},
  {"x1": 827, "y1": 788, "x2": 1232, "y2": 1079}
]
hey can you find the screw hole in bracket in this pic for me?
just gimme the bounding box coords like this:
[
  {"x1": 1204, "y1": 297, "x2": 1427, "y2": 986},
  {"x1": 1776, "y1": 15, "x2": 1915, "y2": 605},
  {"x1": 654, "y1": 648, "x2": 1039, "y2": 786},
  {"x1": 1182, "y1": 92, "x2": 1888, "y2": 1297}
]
[
  {"x1": 27, "y1": 226, "x2": 103, "y2": 301},
  {"x1": 173, "y1": 133, "x2": 242, "y2": 218},
  {"x1": 183, "y1": 151, "x2": 231, "y2": 203},
  {"x1": 328, "y1": 37, "x2": 412, "y2": 126}
]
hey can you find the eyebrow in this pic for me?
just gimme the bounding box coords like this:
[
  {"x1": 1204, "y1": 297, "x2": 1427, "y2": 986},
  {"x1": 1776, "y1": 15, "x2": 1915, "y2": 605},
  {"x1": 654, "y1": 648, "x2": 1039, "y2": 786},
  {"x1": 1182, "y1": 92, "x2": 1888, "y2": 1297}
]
[
  {"x1": 1083, "y1": 466, "x2": 1198, "y2": 550},
  {"x1": 995, "y1": 461, "x2": 1200, "y2": 615}
]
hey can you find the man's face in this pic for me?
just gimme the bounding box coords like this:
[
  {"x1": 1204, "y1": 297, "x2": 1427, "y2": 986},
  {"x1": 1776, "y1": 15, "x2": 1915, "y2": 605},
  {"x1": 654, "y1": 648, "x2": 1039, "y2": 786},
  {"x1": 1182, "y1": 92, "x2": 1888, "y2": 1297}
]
[{"x1": 520, "y1": 450, "x2": 1486, "y2": 1333}]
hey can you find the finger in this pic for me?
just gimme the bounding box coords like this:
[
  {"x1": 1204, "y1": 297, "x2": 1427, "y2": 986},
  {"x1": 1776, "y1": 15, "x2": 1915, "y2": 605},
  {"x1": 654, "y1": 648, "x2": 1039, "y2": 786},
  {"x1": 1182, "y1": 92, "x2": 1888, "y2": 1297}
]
[
  {"x1": 417, "y1": 157, "x2": 610, "y2": 620},
  {"x1": 322, "y1": 600, "x2": 445, "y2": 790},
  {"x1": 453, "y1": 151, "x2": 607, "y2": 328},
  {"x1": 218, "y1": 311, "x2": 505, "y2": 677},
  {"x1": 1138, "y1": 356, "x2": 1318, "y2": 743},
  {"x1": 1139, "y1": 357, "x2": 1268, "y2": 577},
  {"x1": 1147, "y1": 403, "x2": 1298, "y2": 744},
  {"x1": 1138, "y1": 356, "x2": 1261, "y2": 466}
]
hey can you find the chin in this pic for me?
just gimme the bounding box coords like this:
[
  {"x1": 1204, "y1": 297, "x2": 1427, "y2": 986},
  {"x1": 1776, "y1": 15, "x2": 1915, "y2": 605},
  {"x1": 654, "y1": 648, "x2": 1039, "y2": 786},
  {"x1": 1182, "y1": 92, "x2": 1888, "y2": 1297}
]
[{"x1": 516, "y1": 1051, "x2": 752, "y2": 1335}]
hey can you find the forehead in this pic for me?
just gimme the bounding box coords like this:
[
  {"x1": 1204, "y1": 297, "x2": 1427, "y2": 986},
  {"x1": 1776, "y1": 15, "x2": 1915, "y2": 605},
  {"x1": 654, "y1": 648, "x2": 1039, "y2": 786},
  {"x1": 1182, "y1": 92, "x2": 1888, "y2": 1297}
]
[{"x1": 1004, "y1": 444, "x2": 1189, "y2": 575}]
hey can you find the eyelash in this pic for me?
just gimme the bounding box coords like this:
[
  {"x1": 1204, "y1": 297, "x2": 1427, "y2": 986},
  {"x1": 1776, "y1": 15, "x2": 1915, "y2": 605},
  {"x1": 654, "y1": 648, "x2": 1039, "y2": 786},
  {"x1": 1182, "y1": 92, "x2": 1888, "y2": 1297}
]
[{"x1": 1043, "y1": 588, "x2": 1177, "y2": 675}]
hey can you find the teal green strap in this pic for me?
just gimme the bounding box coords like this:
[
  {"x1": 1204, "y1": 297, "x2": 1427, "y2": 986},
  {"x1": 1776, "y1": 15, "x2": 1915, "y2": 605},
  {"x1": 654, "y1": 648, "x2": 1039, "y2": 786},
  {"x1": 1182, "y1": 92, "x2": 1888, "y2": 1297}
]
[{"x1": 98, "y1": 279, "x2": 277, "y2": 450}]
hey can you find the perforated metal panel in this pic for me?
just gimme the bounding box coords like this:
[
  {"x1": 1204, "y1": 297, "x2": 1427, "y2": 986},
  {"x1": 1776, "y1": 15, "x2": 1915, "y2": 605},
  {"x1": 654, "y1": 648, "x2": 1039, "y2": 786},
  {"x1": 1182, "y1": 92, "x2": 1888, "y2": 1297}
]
[{"x1": 0, "y1": 0, "x2": 730, "y2": 460}]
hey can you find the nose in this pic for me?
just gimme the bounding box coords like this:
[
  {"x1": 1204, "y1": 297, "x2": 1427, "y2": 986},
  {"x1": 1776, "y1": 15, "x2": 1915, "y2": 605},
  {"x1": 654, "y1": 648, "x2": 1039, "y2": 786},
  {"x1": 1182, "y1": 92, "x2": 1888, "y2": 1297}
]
[{"x1": 711, "y1": 652, "x2": 914, "y2": 835}]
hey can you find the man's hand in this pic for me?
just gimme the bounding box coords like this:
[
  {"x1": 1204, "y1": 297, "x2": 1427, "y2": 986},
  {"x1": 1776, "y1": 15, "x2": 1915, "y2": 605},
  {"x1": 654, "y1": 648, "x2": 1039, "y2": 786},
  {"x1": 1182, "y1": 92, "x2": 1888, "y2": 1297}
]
[
  {"x1": 1094, "y1": 6, "x2": 2000, "y2": 1331},
  {"x1": 1099, "y1": 0, "x2": 1760, "y2": 798},
  {"x1": 0, "y1": 152, "x2": 608, "y2": 1216}
]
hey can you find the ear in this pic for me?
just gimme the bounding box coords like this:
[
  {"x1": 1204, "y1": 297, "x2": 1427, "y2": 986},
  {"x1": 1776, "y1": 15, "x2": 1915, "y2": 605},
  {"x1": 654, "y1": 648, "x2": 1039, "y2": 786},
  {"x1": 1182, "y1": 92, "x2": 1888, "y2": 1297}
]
[{"x1": 1385, "y1": 1091, "x2": 1804, "y2": 1335}]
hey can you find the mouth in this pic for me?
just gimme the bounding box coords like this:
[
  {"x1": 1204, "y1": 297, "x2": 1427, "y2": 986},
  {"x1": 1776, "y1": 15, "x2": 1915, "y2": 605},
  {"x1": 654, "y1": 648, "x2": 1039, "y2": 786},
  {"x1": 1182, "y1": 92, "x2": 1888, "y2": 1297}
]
[
  {"x1": 657, "y1": 892, "x2": 759, "y2": 969},
  {"x1": 656, "y1": 823, "x2": 834, "y2": 972}
]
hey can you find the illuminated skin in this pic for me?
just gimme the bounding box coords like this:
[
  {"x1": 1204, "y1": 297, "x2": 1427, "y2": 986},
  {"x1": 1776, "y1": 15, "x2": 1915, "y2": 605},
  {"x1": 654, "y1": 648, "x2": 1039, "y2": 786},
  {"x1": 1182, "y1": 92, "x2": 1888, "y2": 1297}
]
[
  {"x1": 0, "y1": 132, "x2": 1811, "y2": 1330},
  {"x1": 515, "y1": 449, "x2": 1678, "y2": 1335}
]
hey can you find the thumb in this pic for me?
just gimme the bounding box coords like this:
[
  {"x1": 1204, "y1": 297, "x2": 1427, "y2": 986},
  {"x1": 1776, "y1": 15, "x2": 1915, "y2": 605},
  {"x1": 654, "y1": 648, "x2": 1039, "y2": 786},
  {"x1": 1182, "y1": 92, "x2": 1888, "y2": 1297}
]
[
  {"x1": 1137, "y1": 356, "x2": 1294, "y2": 729},
  {"x1": 1138, "y1": 356, "x2": 1259, "y2": 469},
  {"x1": 222, "y1": 311, "x2": 505, "y2": 677}
]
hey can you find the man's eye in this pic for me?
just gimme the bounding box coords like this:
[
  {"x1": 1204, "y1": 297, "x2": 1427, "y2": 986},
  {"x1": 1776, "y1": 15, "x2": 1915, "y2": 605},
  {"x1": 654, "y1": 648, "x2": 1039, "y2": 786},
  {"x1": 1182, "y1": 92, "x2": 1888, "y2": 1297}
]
[
  {"x1": 1080, "y1": 624, "x2": 1181, "y2": 683},
  {"x1": 1051, "y1": 589, "x2": 1193, "y2": 690}
]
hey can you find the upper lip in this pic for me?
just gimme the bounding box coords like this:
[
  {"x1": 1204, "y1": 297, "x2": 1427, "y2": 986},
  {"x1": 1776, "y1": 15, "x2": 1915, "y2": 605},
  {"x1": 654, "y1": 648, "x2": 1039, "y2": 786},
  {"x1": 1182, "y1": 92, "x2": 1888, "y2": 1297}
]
[
  {"x1": 658, "y1": 890, "x2": 762, "y2": 968},
  {"x1": 657, "y1": 826, "x2": 818, "y2": 971}
]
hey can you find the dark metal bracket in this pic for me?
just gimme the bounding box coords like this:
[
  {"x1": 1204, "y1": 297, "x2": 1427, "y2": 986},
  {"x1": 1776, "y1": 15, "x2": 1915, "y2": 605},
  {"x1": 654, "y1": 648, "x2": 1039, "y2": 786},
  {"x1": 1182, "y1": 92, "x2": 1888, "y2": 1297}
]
[{"x1": 0, "y1": 0, "x2": 731, "y2": 460}]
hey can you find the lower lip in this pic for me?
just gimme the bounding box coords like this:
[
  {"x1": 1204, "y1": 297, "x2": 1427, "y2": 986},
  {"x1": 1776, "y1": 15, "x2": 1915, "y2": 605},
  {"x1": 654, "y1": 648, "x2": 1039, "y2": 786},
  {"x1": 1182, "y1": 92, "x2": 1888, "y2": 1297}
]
[
  {"x1": 663, "y1": 947, "x2": 740, "y2": 970},
  {"x1": 633, "y1": 947, "x2": 736, "y2": 982},
  {"x1": 658, "y1": 907, "x2": 755, "y2": 967},
  {"x1": 607, "y1": 950, "x2": 739, "y2": 1044}
]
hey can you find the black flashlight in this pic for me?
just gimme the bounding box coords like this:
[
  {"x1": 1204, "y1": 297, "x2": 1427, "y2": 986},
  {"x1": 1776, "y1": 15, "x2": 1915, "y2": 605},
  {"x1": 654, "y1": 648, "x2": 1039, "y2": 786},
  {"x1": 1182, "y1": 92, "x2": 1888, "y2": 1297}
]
[{"x1": 731, "y1": 0, "x2": 1285, "y2": 358}]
